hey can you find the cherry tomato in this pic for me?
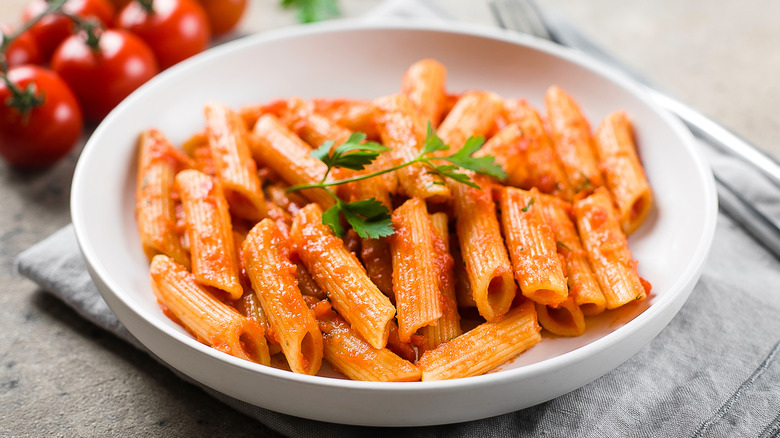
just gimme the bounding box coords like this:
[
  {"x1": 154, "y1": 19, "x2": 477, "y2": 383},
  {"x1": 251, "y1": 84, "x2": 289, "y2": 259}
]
[
  {"x1": 198, "y1": 0, "x2": 247, "y2": 36},
  {"x1": 51, "y1": 29, "x2": 159, "y2": 121},
  {"x1": 1, "y1": 24, "x2": 43, "y2": 67},
  {"x1": 0, "y1": 65, "x2": 83, "y2": 169},
  {"x1": 107, "y1": 0, "x2": 132, "y2": 10},
  {"x1": 118, "y1": 0, "x2": 211, "y2": 69},
  {"x1": 21, "y1": 0, "x2": 115, "y2": 60}
]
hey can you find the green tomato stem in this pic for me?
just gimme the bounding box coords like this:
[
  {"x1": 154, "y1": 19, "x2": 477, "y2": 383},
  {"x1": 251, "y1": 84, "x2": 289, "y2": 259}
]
[
  {"x1": 0, "y1": 0, "x2": 69, "y2": 73},
  {"x1": 135, "y1": 0, "x2": 156, "y2": 14}
]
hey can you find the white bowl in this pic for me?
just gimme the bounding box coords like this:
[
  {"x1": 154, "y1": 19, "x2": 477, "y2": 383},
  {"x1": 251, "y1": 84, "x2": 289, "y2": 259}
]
[{"x1": 71, "y1": 20, "x2": 717, "y2": 426}]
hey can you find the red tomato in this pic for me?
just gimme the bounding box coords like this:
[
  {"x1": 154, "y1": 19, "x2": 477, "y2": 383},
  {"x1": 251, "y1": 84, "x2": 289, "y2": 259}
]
[
  {"x1": 118, "y1": 0, "x2": 211, "y2": 69},
  {"x1": 1, "y1": 24, "x2": 43, "y2": 67},
  {"x1": 21, "y1": 0, "x2": 115, "y2": 60},
  {"x1": 51, "y1": 29, "x2": 159, "y2": 121},
  {"x1": 107, "y1": 0, "x2": 132, "y2": 10},
  {"x1": 198, "y1": 0, "x2": 247, "y2": 36},
  {"x1": 0, "y1": 66, "x2": 83, "y2": 169}
]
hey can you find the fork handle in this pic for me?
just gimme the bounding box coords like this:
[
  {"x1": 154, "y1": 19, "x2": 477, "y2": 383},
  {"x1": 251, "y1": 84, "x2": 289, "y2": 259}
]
[
  {"x1": 649, "y1": 89, "x2": 780, "y2": 188},
  {"x1": 715, "y1": 175, "x2": 780, "y2": 259}
]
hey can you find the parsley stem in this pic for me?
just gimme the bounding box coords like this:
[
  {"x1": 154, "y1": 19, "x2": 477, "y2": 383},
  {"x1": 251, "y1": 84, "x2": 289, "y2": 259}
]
[{"x1": 286, "y1": 158, "x2": 422, "y2": 193}]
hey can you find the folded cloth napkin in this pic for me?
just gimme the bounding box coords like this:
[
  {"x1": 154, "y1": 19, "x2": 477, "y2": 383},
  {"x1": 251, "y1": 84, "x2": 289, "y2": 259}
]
[{"x1": 15, "y1": 1, "x2": 780, "y2": 436}]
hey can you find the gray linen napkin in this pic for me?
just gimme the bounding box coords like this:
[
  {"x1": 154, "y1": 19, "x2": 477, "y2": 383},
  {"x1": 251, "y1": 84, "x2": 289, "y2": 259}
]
[{"x1": 15, "y1": 1, "x2": 780, "y2": 436}]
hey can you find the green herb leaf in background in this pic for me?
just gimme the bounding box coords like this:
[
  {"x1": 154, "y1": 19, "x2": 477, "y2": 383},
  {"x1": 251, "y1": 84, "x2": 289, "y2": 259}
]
[{"x1": 281, "y1": 0, "x2": 341, "y2": 23}]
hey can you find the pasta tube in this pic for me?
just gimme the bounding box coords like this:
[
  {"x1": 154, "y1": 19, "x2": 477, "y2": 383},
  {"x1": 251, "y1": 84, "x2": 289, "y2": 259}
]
[
  {"x1": 544, "y1": 86, "x2": 604, "y2": 193},
  {"x1": 535, "y1": 296, "x2": 586, "y2": 337},
  {"x1": 436, "y1": 90, "x2": 502, "y2": 152},
  {"x1": 291, "y1": 204, "x2": 396, "y2": 349},
  {"x1": 309, "y1": 98, "x2": 380, "y2": 140},
  {"x1": 416, "y1": 212, "x2": 462, "y2": 351},
  {"x1": 149, "y1": 254, "x2": 270, "y2": 365},
  {"x1": 389, "y1": 198, "x2": 444, "y2": 343},
  {"x1": 310, "y1": 300, "x2": 421, "y2": 382},
  {"x1": 176, "y1": 169, "x2": 242, "y2": 299},
  {"x1": 451, "y1": 173, "x2": 516, "y2": 321},
  {"x1": 502, "y1": 99, "x2": 573, "y2": 199},
  {"x1": 401, "y1": 58, "x2": 447, "y2": 127},
  {"x1": 593, "y1": 111, "x2": 653, "y2": 235},
  {"x1": 135, "y1": 128, "x2": 192, "y2": 268},
  {"x1": 374, "y1": 94, "x2": 450, "y2": 201},
  {"x1": 250, "y1": 113, "x2": 334, "y2": 208},
  {"x1": 204, "y1": 102, "x2": 267, "y2": 221},
  {"x1": 242, "y1": 219, "x2": 323, "y2": 375},
  {"x1": 573, "y1": 188, "x2": 650, "y2": 309},
  {"x1": 497, "y1": 187, "x2": 568, "y2": 307},
  {"x1": 417, "y1": 300, "x2": 541, "y2": 381},
  {"x1": 540, "y1": 194, "x2": 606, "y2": 315},
  {"x1": 279, "y1": 97, "x2": 353, "y2": 149},
  {"x1": 234, "y1": 289, "x2": 282, "y2": 355}
]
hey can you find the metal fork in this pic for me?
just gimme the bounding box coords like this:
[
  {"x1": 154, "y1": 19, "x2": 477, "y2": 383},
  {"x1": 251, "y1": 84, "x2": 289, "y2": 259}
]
[{"x1": 489, "y1": 0, "x2": 780, "y2": 260}]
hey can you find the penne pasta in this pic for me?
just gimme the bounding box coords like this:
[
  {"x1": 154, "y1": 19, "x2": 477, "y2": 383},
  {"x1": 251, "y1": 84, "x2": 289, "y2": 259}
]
[
  {"x1": 149, "y1": 254, "x2": 270, "y2": 365},
  {"x1": 573, "y1": 188, "x2": 650, "y2": 309},
  {"x1": 136, "y1": 128, "x2": 192, "y2": 268},
  {"x1": 296, "y1": 261, "x2": 327, "y2": 300},
  {"x1": 309, "y1": 98, "x2": 380, "y2": 140},
  {"x1": 279, "y1": 97, "x2": 353, "y2": 149},
  {"x1": 389, "y1": 198, "x2": 444, "y2": 343},
  {"x1": 249, "y1": 113, "x2": 334, "y2": 208},
  {"x1": 540, "y1": 194, "x2": 606, "y2": 316},
  {"x1": 451, "y1": 173, "x2": 516, "y2": 321},
  {"x1": 242, "y1": 219, "x2": 323, "y2": 375},
  {"x1": 204, "y1": 102, "x2": 267, "y2": 221},
  {"x1": 535, "y1": 296, "x2": 586, "y2": 337},
  {"x1": 436, "y1": 90, "x2": 502, "y2": 153},
  {"x1": 593, "y1": 111, "x2": 653, "y2": 235},
  {"x1": 310, "y1": 300, "x2": 421, "y2": 382},
  {"x1": 176, "y1": 169, "x2": 242, "y2": 299},
  {"x1": 544, "y1": 86, "x2": 604, "y2": 193},
  {"x1": 374, "y1": 94, "x2": 450, "y2": 201},
  {"x1": 417, "y1": 300, "x2": 541, "y2": 381},
  {"x1": 497, "y1": 186, "x2": 568, "y2": 307},
  {"x1": 133, "y1": 58, "x2": 657, "y2": 380},
  {"x1": 401, "y1": 58, "x2": 447, "y2": 127},
  {"x1": 416, "y1": 212, "x2": 462, "y2": 351},
  {"x1": 181, "y1": 131, "x2": 215, "y2": 176},
  {"x1": 234, "y1": 288, "x2": 282, "y2": 355},
  {"x1": 502, "y1": 99, "x2": 573, "y2": 199},
  {"x1": 291, "y1": 204, "x2": 396, "y2": 349}
]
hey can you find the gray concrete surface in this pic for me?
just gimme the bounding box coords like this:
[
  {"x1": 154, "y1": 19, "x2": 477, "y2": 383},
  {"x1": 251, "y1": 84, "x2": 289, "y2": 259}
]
[{"x1": 1, "y1": 0, "x2": 778, "y2": 436}]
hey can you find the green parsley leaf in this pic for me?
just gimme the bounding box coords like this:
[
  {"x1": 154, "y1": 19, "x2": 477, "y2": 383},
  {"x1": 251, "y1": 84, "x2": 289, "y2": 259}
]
[
  {"x1": 521, "y1": 197, "x2": 535, "y2": 212},
  {"x1": 432, "y1": 164, "x2": 480, "y2": 189},
  {"x1": 341, "y1": 199, "x2": 393, "y2": 239},
  {"x1": 281, "y1": 0, "x2": 340, "y2": 23},
  {"x1": 309, "y1": 132, "x2": 390, "y2": 171},
  {"x1": 321, "y1": 204, "x2": 345, "y2": 237},
  {"x1": 442, "y1": 136, "x2": 507, "y2": 181},
  {"x1": 575, "y1": 175, "x2": 592, "y2": 193},
  {"x1": 341, "y1": 198, "x2": 389, "y2": 220},
  {"x1": 422, "y1": 123, "x2": 449, "y2": 154},
  {"x1": 310, "y1": 140, "x2": 335, "y2": 163}
]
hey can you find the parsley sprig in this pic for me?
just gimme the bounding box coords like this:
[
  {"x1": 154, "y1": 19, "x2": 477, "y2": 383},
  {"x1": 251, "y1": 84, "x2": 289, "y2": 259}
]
[{"x1": 287, "y1": 126, "x2": 506, "y2": 239}]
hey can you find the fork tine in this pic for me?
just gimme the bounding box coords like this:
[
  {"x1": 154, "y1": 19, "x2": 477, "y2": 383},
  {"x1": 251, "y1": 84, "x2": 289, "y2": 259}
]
[
  {"x1": 488, "y1": 0, "x2": 509, "y2": 30},
  {"x1": 521, "y1": 0, "x2": 553, "y2": 40},
  {"x1": 489, "y1": 0, "x2": 553, "y2": 41}
]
